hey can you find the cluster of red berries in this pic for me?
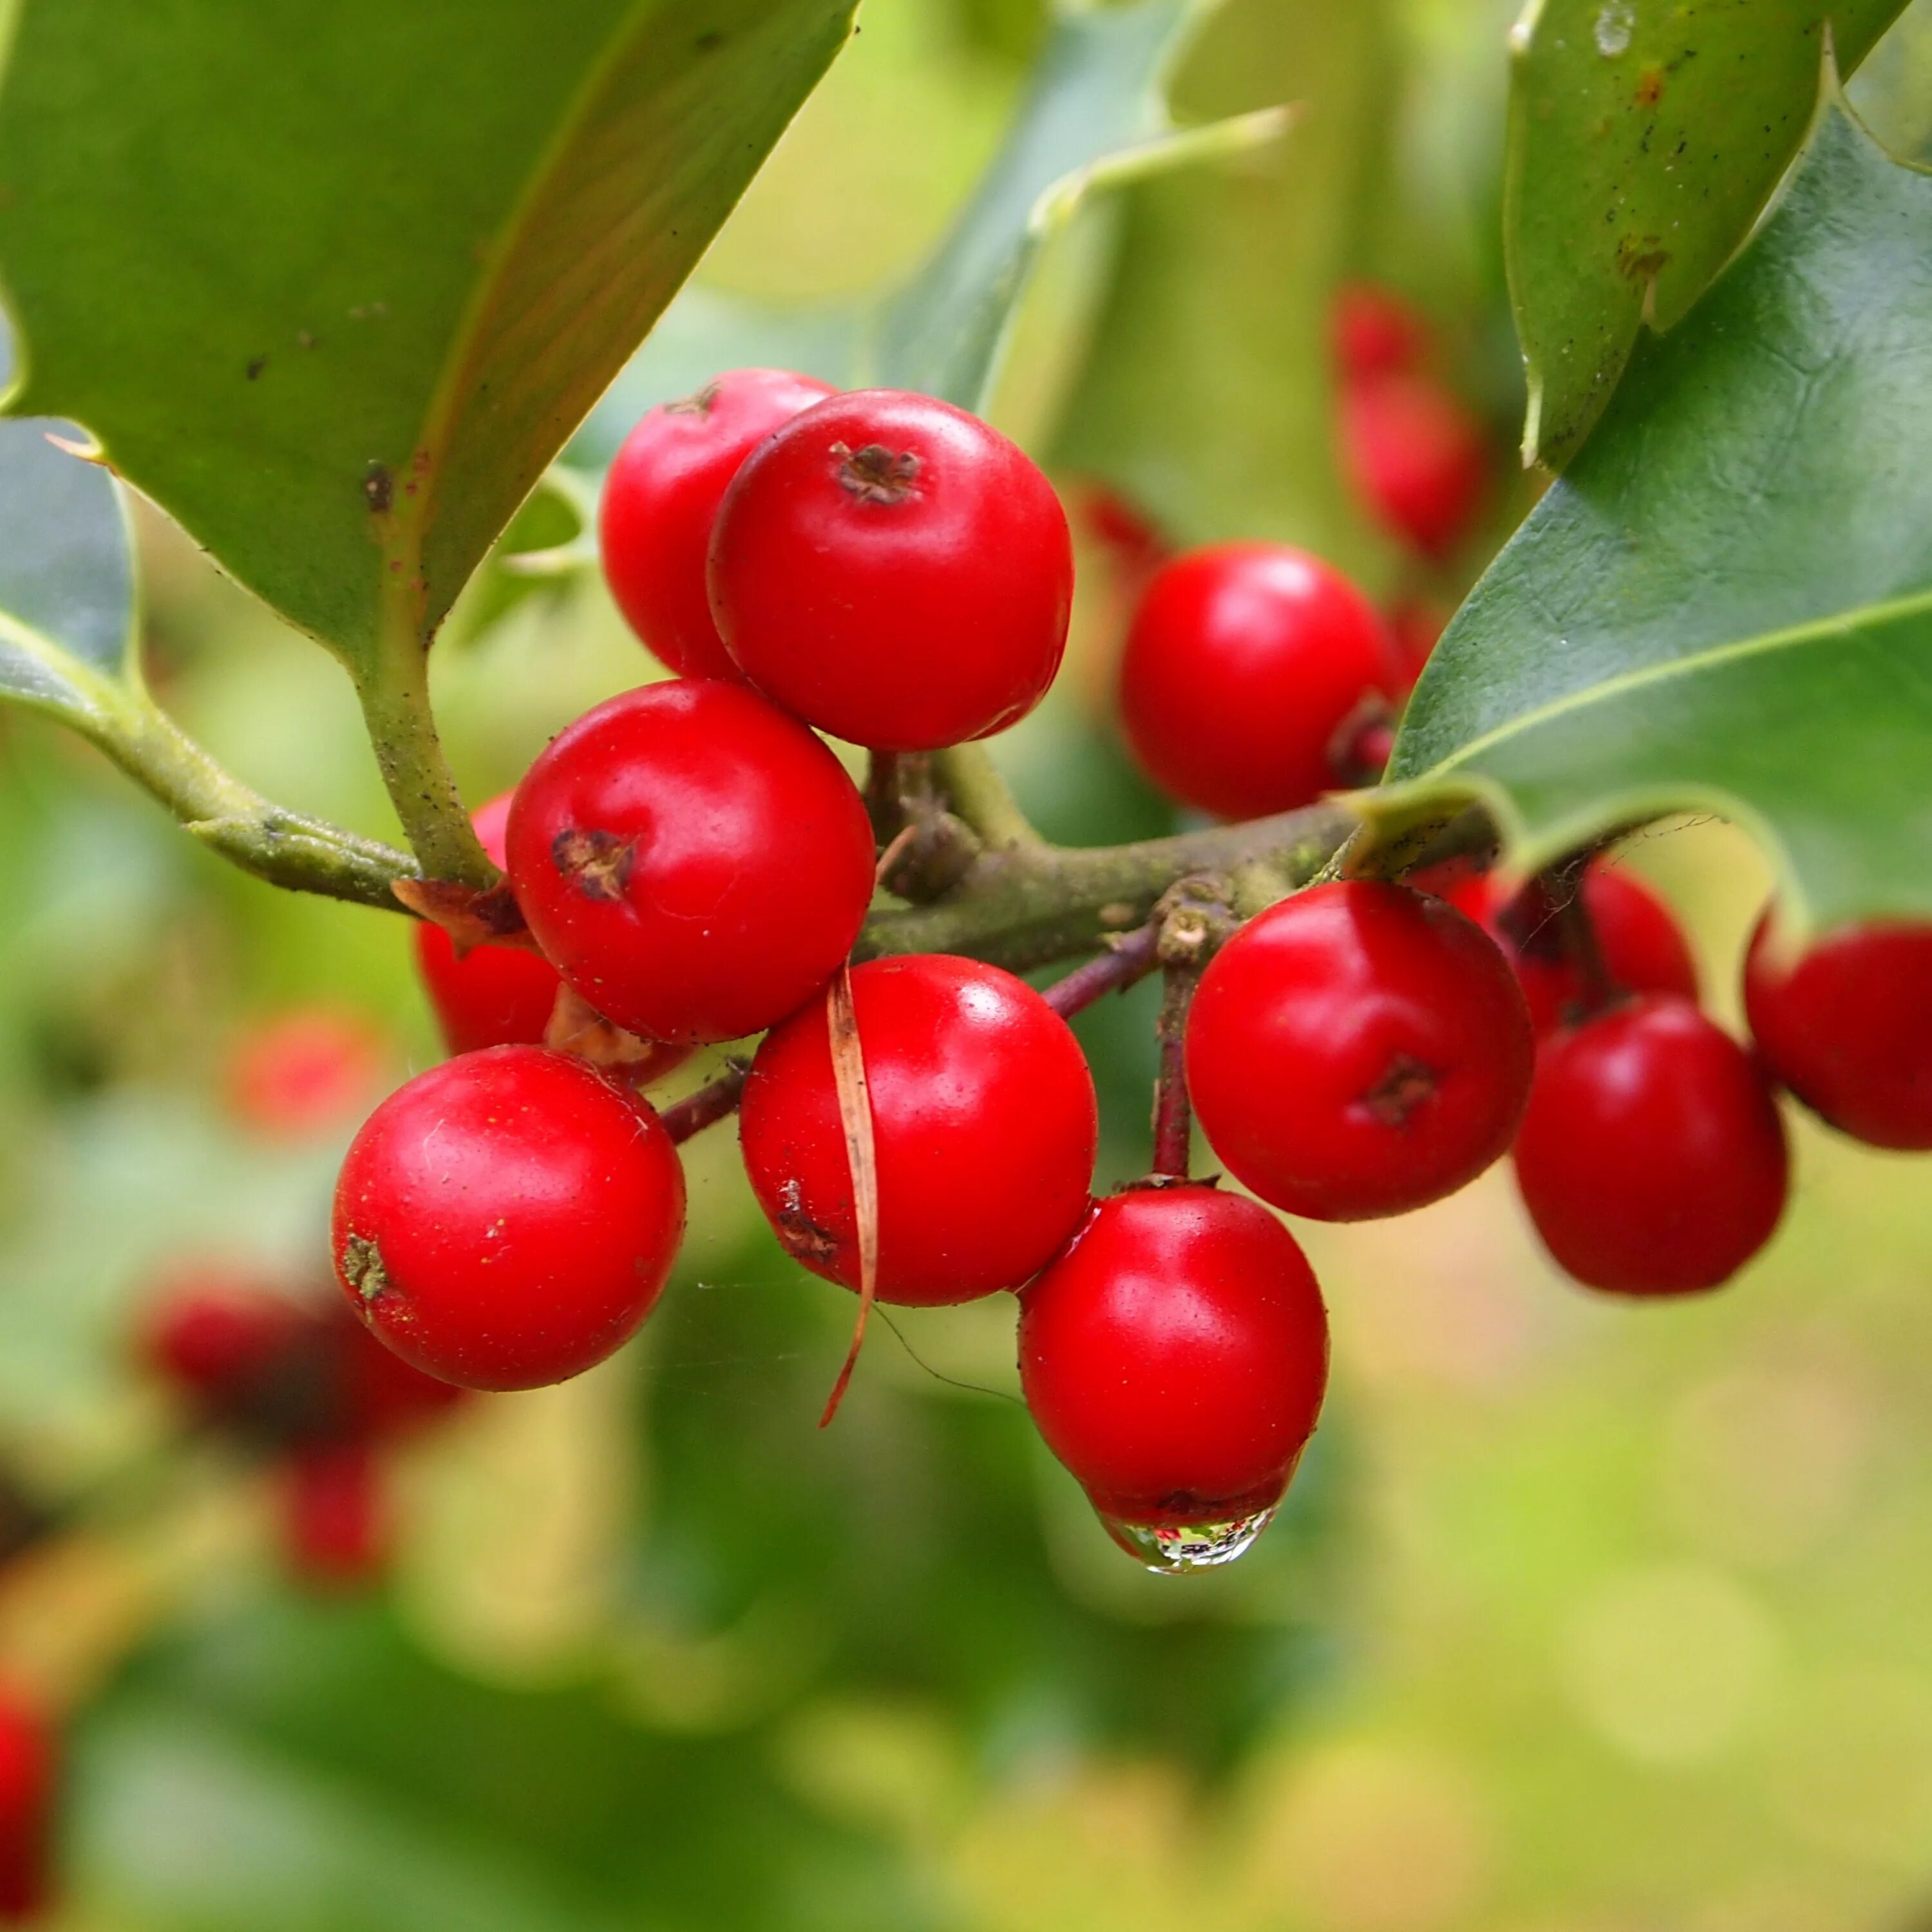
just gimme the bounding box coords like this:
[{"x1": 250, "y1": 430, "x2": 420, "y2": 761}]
[
  {"x1": 142, "y1": 1264, "x2": 467, "y2": 1587},
  {"x1": 325, "y1": 368, "x2": 1931, "y2": 1577},
  {"x1": 1332, "y1": 281, "x2": 1492, "y2": 562}
]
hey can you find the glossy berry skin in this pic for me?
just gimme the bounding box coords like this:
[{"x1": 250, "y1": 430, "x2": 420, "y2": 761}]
[
  {"x1": 1187, "y1": 882, "x2": 1534, "y2": 1222},
  {"x1": 0, "y1": 1689, "x2": 54, "y2": 1923},
  {"x1": 506, "y1": 680, "x2": 875, "y2": 1045},
  {"x1": 600, "y1": 369, "x2": 835, "y2": 679},
  {"x1": 1514, "y1": 996, "x2": 1788, "y2": 1295},
  {"x1": 708, "y1": 388, "x2": 1074, "y2": 750},
  {"x1": 1018, "y1": 1186, "x2": 1329, "y2": 1527},
  {"x1": 740, "y1": 956, "x2": 1098, "y2": 1305},
  {"x1": 1119, "y1": 543, "x2": 1399, "y2": 821},
  {"x1": 1340, "y1": 372, "x2": 1488, "y2": 557},
  {"x1": 413, "y1": 793, "x2": 564, "y2": 1056},
  {"x1": 332, "y1": 1046, "x2": 686, "y2": 1391},
  {"x1": 1448, "y1": 862, "x2": 1698, "y2": 1034},
  {"x1": 1743, "y1": 913, "x2": 1932, "y2": 1149}
]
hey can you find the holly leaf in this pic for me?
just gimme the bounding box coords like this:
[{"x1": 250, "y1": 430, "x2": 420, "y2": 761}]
[
  {"x1": 0, "y1": 0, "x2": 858, "y2": 675},
  {"x1": 1378, "y1": 100, "x2": 1932, "y2": 936},
  {"x1": 1050, "y1": 0, "x2": 1394, "y2": 573},
  {"x1": 0, "y1": 314, "x2": 140, "y2": 730},
  {"x1": 1510, "y1": 2, "x2": 1905, "y2": 468},
  {"x1": 574, "y1": 0, "x2": 1287, "y2": 460}
]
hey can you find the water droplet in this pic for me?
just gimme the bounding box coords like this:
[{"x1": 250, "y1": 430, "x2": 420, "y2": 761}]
[
  {"x1": 1101, "y1": 1505, "x2": 1278, "y2": 1575},
  {"x1": 1593, "y1": 3, "x2": 1634, "y2": 57}
]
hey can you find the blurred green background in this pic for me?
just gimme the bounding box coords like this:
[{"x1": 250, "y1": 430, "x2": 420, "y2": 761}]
[{"x1": 3, "y1": 0, "x2": 1932, "y2": 1926}]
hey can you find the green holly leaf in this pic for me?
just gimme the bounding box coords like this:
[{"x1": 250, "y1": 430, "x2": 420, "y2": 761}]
[
  {"x1": 0, "y1": 0, "x2": 858, "y2": 676},
  {"x1": 1379, "y1": 100, "x2": 1932, "y2": 935},
  {"x1": 1510, "y1": 2, "x2": 1905, "y2": 468},
  {"x1": 1050, "y1": 0, "x2": 1394, "y2": 573},
  {"x1": 574, "y1": 0, "x2": 1287, "y2": 459},
  {"x1": 0, "y1": 315, "x2": 139, "y2": 728}
]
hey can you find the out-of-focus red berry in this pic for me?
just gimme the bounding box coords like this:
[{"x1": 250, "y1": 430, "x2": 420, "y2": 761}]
[
  {"x1": 281, "y1": 1440, "x2": 390, "y2": 1590},
  {"x1": 0, "y1": 1687, "x2": 55, "y2": 1922},
  {"x1": 1340, "y1": 372, "x2": 1490, "y2": 558},
  {"x1": 225, "y1": 1009, "x2": 387, "y2": 1140},
  {"x1": 1332, "y1": 282, "x2": 1430, "y2": 383}
]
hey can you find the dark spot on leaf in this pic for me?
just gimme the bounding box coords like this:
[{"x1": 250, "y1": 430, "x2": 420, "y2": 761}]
[
  {"x1": 1615, "y1": 234, "x2": 1669, "y2": 281},
  {"x1": 832, "y1": 440, "x2": 922, "y2": 505},
  {"x1": 695, "y1": 30, "x2": 724, "y2": 52},
  {"x1": 363, "y1": 462, "x2": 393, "y2": 512},
  {"x1": 245, "y1": 354, "x2": 267, "y2": 381},
  {"x1": 1634, "y1": 66, "x2": 1665, "y2": 108},
  {"x1": 552, "y1": 828, "x2": 636, "y2": 902}
]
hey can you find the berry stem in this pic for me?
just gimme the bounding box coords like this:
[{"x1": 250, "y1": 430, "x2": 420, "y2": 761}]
[
  {"x1": 1042, "y1": 920, "x2": 1162, "y2": 1019},
  {"x1": 931, "y1": 745, "x2": 1041, "y2": 851},
  {"x1": 865, "y1": 750, "x2": 908, "y2": 846},
  {"x1": 1144, "y1": 876, "x2": 1233, "y2": 1182},
  {"x1": 660, "y1": 1063, "x2": 750, "y2": 1144},
  {"x1": 55, "y1": 668, "x2": 417, "y2": 907},
  {"x1": 352, "y1": 647, "x2": 495, "y2": 890},
  {"x1": 1150, "y1": 961, "x2": 1197, "y2": 1180},
  {"x1": 1546, "y1": 860, "x2": 1619, "y2": 1016}
]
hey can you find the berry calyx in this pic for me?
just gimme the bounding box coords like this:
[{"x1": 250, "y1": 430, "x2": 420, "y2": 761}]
[
  {"x1": 1513, "y1": 996, "x2": 1788, "y2": 1295},
  {"x1": 1118, "y1": 542, "x2": 1401, "y2": 820},
  {"x1": 1340, "y1": 370, "x2": 1489, "y2": 557},
  {"x1": 600, "y1": 368, "x2": 835, "y2": 679},
  {"x1": 739, "y1": 955, "x2": 1099, "y2": 1305},
  {"x1": 1446, "y1": 859, "x2": 1698, "y2": 1034},
  {"x1": 506, "y1": 680, "x2": 875, "y2": 1045},
  {"x1": 412, "y1": 793, "x2": 565, "y2": 1056},
  {"x1": 708, "y1": 389, "x2": 1074, "y2": 750},
  {"x1": 1743, "y1": 911, "x2": 1932, "y2": 1149},
  {"x1": 1018, "y1": 1185, "x2": 1329, "y2": 1568},
  {"x1": 332, "y1": 1046, "x2": 686, "y2": 1390},
  {"x1": 1186, "y1": 880, "x2": 1534, "y2": 1221}
]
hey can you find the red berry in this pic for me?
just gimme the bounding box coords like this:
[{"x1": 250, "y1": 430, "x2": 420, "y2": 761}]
[
  {"x1": 1743, "y1": 911, "x2": 1932, "y2": 1149},
  {"x1": 1186, "y1": 881, "x2": 1533, "y2": 1221},
  {"x1": 506, "y1": 680, "x2": 875, "y2": 1045},
  {"x1": 708, "y1": 389, "x2": 1074, "y2": 750},
  {"x1": 1448, "y1": 860, "x2": 1698, "y2": 1034},
  {"x1": 332, "y1": 1046, "x2": 686, "y2": 1390},
  {"x1": 1118, "y1": 543, "x2": 1399, "y2": 821},
  {"x1": 1018, "y1": 1186, "x2": 1329, "y2": 1564},
  {"x1": 1331, "y1": 281, "x2": 1429, "y2": 383},
  {"x1": 739, "y1": 955, "x2": 1098, "y2": 1305},
  {"x1": 1340, "y1": 372, "x2": 1489, "y2": 557},
  {"x1": 1514, "y1": 996, "x2": 1788, "y2": 1295},
  {"x1": 413, "y1": 793, "x2": 564, "y2": 1056},
  {"x1": 141, "y1": 1270, "x2": 306, "y2": 1411},
  {"x1": 225, "y1": 1009, "x2": 386, "y2": 1139},
  {"x1": 600, "y1": 369, "x2": 835, "y2": 679},
  {"x1": 0, "y1": 1689, "x2": 55, "y2": 1922},
  {"x1": 281, "y1": 1439, "x2": 390, "y2": 1590}
]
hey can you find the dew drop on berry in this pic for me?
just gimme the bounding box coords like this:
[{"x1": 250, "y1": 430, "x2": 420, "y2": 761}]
[{"x1": 1098, "y1": 1503, "x2": 1278, "y2": 1575}]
